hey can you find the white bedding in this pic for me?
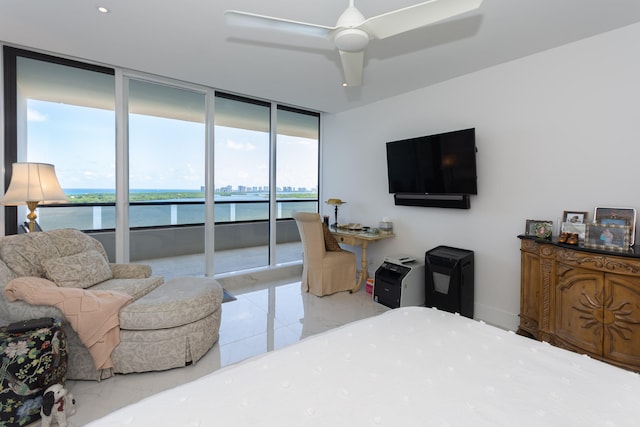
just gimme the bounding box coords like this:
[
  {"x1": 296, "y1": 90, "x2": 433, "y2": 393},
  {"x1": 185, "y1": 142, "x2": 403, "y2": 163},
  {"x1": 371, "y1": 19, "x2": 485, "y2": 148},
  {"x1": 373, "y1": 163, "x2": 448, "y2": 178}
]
[{"x1": 88, "y1": 307, "x2": 640, "y2": 426}]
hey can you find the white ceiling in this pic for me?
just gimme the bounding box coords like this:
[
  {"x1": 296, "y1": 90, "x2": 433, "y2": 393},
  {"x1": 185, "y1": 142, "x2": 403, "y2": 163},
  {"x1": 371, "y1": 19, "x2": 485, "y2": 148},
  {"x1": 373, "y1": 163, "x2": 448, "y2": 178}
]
[{"x1": 2, "y1": 0, "x2": 640, "y2": 113}]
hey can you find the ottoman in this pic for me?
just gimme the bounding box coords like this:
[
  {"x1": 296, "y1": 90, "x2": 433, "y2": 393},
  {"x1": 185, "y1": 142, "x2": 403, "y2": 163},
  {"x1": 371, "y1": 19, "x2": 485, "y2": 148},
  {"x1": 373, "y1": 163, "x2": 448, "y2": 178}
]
[
  {"x1": 0, "y1": 318, "x2": 67, "y2": 426},
  {"x1": 112, "y1": 277, "x2": 223, "y2": 374}
]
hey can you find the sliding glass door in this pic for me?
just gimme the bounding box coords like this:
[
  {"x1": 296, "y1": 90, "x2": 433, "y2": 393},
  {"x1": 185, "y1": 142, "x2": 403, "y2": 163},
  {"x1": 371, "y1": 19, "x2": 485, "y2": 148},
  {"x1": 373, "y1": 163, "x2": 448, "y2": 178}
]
[
  {"x1": 275, "y1": 107, "x2": 319, "y2": 264},
  {"x1": 214, "y1": 94, "x2": 271, "y2": 273},
  {"x1": 8, "y1": 49, "x2": 115, "y2": 233},
  {"x1": 127, "y1": 79, "x2": 207, "y2": 270}
]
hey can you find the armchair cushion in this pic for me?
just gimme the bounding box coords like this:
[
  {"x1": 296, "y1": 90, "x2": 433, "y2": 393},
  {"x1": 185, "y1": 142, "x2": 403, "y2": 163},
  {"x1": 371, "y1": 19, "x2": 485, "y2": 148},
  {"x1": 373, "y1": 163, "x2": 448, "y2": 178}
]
[
  {"x1": 109, "y1": 263, "x2": 152, "y2": 279},
  {"x1": 322, "y1": 223, "x2": 342, "y2": 252},
  {"x1": 91, "y1": 276, "x2": 164, "y2": 301},
  {"x1": 43, "y1": 250, "x2": 113, "y2": 288}
]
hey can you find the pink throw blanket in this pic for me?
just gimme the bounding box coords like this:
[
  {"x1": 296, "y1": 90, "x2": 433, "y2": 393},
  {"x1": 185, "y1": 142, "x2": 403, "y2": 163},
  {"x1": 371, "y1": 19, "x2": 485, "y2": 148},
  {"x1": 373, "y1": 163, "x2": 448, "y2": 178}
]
[{"x1": 4, "y1": 277, "x2": 132, "y2": 370}]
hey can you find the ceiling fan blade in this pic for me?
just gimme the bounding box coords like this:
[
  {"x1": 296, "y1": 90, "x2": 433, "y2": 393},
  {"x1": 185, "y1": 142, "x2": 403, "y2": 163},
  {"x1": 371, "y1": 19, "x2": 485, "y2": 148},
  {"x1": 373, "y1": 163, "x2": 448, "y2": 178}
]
[
  {"x1": 225, "y1": 10, "x2": 334, "y2": 39},
  {"x1": 360, "y1": 0, "x2": 483, "y2": 40},
  {"x1": 339, "y1": 50, "x2": 364, "y2": 87}
]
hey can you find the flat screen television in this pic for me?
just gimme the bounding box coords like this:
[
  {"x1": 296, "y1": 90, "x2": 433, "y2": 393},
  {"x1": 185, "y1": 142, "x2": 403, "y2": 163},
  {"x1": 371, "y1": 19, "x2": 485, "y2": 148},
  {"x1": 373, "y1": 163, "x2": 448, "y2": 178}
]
[{"x1": 386, "y1": 128, "x2": 477, "y2": 195}]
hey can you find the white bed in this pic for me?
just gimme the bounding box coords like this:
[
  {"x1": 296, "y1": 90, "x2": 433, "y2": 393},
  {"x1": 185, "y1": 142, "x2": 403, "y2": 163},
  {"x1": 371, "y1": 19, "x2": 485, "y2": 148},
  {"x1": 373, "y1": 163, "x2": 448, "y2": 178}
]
[{"x1": 88, "y1": 307, "x2": 640, "y2": 426}]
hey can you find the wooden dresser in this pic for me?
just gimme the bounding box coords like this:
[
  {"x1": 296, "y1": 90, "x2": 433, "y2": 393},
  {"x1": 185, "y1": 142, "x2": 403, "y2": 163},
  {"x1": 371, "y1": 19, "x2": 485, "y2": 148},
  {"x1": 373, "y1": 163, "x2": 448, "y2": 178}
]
[{"x1": 518, "y1": 235, "x2": 640, "y2": 371}]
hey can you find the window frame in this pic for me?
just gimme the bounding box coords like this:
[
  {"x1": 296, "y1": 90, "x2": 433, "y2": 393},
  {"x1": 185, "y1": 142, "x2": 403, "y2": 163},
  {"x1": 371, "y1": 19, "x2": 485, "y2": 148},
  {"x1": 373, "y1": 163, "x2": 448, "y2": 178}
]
[{"x1": 2, "y1": 46, "x2": 114, "y2": 235}]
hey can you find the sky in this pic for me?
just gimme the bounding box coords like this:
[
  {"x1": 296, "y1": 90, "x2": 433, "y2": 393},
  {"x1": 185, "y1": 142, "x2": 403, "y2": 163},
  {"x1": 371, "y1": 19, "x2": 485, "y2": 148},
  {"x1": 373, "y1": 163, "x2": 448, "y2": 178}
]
[{"x1": 27, "y1": 100, "x2": 319, "y2": 192}]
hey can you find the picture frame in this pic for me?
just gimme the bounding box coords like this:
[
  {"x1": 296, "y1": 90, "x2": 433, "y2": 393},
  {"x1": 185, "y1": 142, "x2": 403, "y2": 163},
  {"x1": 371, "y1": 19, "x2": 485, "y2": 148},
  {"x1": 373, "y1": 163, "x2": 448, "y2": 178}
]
[
  {"x1": 584, "y1": 223, "x2": 632, "y2": 251},
  {"x1": 594, "y1": 207, "x2": 636, "y2": 246},
  {"x1": 562, "y1": 211, "x2": 588, "y2": 224},
  {"x1": 561, "y1": 222, "x2": 586, "y2": 242},
  {"x1": 525, "y1": 219, "x2": 553, "y2": 239}
]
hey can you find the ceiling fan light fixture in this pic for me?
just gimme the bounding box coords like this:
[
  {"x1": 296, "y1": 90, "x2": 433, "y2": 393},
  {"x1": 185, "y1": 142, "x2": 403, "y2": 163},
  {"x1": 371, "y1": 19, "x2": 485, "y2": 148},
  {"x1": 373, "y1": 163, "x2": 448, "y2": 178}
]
[{"x1": 333, "y1": 28, "x2": 369, "y2": 52}]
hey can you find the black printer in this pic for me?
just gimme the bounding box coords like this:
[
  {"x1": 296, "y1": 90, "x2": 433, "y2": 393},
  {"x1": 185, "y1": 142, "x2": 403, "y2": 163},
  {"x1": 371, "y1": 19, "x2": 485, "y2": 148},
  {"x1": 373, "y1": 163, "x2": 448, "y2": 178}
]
[{"x1": 373, "y1": 255, "x2": 425, "y2": 309}]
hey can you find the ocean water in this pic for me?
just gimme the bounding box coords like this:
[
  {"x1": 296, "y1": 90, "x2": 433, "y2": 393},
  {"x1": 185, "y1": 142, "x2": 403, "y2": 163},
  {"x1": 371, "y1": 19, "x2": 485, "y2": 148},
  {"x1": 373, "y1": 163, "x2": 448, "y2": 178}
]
[
  {"x1": 38, "y1": 192, "x2": 317, "y2": 231},
  {"x1": 65, "y1": 188, "x2": 201, "y2": 194},
  {"x1": 64, "y1": 189, "x2": 281, "y2": 202}
]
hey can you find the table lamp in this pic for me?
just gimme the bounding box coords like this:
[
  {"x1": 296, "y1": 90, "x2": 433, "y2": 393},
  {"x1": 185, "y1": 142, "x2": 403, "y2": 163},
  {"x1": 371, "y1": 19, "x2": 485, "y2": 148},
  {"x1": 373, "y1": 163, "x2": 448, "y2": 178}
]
[
  {"x1": 325, "y1": 198, "x2": 345, "y2": 228},
  {"x1": 2, "y1": 162, "x2": 67, "y2": 232}
]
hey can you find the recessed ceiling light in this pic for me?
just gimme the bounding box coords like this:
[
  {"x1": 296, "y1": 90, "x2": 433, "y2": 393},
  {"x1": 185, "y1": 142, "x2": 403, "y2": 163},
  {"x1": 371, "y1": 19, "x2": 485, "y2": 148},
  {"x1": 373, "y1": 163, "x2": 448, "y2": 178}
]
[
  {"x1": 342, "y1": 82, "x2": 348, "y2": 87},
  {"x1": 97, "y1": 6, "x2": 109, "y2": 13}
]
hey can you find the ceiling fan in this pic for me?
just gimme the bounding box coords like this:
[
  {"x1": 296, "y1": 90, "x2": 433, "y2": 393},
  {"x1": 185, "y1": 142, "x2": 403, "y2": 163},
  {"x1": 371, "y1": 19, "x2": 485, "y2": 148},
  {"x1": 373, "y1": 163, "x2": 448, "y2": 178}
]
[{"x1": 224, "y1": 0, "x2": 483, "y2": 87}]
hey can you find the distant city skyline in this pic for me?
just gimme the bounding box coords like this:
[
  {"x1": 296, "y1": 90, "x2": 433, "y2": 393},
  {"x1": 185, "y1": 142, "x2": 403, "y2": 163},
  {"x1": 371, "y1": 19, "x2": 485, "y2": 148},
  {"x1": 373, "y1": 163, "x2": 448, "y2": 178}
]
[
  {"x1": 213, "y1": 185, "x2": 317, "y2": 193},
  {"x1": 62, "y1": 186, "x2": 318, "y2": 193}
]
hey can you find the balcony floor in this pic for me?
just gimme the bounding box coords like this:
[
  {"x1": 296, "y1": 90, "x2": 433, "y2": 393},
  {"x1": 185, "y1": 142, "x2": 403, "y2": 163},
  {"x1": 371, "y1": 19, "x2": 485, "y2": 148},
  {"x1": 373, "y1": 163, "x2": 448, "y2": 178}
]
[{"x1": 139, "y1": 241, "x2": 303, "y2": 278}]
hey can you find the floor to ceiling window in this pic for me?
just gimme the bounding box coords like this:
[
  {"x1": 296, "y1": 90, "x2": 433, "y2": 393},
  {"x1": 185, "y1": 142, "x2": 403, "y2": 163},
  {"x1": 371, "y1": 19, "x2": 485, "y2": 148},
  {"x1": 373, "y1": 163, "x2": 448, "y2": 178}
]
[
  {"x1": 127, "y1": 79, "x2": 208, "y2": 269},
  {"x1": 4, "y1": 48, "x2": 115, "y2": 234},
  {"x1": 275, "y1": 106, "x2": 319, "y2": 264},
  {"x1": 3, "y1": 46, "x2": 320, "y2": 275},
  {"x1": 128, "y1": 80, "x2": 206, "y2": 227},
  {"x1": 213, "y1": 93, "x2": 271, "y2": 273}
]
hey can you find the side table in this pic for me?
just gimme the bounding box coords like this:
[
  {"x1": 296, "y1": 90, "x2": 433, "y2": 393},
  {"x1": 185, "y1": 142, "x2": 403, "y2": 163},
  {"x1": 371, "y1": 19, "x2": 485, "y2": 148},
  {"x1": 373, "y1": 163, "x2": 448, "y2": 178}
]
[
  {"x1": 0, "y1": 318, "x2": 67, "y2": 426},
  {"x1": 330, "y1": 229, "x2": 395, "y2": 292}
]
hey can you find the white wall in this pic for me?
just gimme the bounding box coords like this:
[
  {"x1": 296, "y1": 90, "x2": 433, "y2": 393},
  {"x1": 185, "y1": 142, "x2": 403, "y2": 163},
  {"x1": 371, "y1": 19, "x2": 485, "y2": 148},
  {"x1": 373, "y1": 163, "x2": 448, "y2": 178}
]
[{"x1": 322, "y1": 22, "x2": 640, "y2": 330}]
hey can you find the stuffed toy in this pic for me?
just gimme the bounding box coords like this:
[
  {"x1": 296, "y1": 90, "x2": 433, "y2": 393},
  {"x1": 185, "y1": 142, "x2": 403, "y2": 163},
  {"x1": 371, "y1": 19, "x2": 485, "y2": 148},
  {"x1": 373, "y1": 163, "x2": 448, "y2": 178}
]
[{"x1": 40, "y1": 384, "x2": 77, "y2": 427}]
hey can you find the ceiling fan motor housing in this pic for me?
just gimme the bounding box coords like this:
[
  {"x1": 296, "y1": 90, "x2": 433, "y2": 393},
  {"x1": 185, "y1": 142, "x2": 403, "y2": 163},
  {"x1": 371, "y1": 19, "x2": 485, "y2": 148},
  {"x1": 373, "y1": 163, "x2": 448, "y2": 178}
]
[{"x1": 334, "y1": 28, "x2": 370, "y2": 52}]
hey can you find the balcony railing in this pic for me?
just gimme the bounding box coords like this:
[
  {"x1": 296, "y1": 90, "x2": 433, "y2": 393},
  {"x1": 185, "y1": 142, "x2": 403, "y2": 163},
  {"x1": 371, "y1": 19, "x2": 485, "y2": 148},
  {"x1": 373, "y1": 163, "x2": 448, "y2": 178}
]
[
  {"x1": 30, "y1": 199, "x2": 313, "y2": 264},
  {"x1": 36, "y1": 199, "x2": 318, "y2": 231}
]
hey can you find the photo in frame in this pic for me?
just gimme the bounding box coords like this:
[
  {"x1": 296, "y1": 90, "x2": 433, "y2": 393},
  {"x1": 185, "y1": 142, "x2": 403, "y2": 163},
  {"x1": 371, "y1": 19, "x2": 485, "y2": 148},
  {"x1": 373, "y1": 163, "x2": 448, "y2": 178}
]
[
  {"x1": 594, "y1": 207, "x2": 636, "y2": 246},
  {"x1": 561, "y1": 210, "x2": 588, "y2": 241},
  {"x1": 525, "y1": 219, "x2": 553, "y2": 239},
  {"x1": 584, "y1": 223, "x2": 632, "y2": 251},
  {"x1": 561, "y1": 222, "x2": 586, "y2": 242},
  {"x1": 562, "y1": 211, "x2": 588, "y2": 224}
]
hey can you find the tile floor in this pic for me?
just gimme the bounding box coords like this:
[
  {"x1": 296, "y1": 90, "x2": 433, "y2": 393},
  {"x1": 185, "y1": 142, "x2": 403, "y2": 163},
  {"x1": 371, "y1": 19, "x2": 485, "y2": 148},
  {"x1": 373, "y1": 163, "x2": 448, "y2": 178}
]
[{"x1": 66, "y1": 274, "x2": 389, "y2": 425}]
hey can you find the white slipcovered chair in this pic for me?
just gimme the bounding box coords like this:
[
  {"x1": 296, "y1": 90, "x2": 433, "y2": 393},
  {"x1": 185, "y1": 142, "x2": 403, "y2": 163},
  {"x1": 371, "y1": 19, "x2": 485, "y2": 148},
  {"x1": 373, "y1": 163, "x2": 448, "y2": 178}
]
[{"x1": 292, "y1": 211, "x2": 356, "y2": 296}]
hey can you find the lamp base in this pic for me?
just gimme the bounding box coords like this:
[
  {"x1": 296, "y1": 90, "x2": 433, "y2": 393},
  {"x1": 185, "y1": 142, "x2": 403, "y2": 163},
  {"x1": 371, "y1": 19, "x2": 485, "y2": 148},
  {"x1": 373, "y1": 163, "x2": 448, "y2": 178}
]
[{"x1": 25, "y1": 201, "x2": 39, "y2": 233}]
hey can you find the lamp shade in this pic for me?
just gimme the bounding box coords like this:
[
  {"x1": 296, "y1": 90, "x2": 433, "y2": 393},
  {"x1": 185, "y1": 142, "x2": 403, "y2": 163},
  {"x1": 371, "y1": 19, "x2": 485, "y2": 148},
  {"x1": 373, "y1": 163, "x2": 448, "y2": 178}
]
[
  {"x1": 2, "y1": 162, "x2": 67, "y2": 205},
  {"x1": 325, "y1": 198, "x2": 345, "y2": 205}
]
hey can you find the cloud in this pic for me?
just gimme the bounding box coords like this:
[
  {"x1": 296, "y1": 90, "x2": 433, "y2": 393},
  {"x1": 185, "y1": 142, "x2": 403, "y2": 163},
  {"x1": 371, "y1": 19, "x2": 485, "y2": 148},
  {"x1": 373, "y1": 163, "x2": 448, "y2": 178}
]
[
  {"x1": 27, "y1": 108, "x2": 47, "y2": 122},
  {"x1": 279, "y1": 135, "x2": 315, "y2": 146},
  {"x1": 226, "y1": 139, "x2": 256, "y2": 152}
]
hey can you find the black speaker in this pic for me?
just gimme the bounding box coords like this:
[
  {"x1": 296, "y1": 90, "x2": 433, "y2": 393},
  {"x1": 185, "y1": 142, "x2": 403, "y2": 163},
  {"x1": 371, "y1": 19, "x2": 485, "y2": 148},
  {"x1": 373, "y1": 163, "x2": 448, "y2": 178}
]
[{"x1": 394, "y1": 194, "x2": 470, "y2": 209}]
